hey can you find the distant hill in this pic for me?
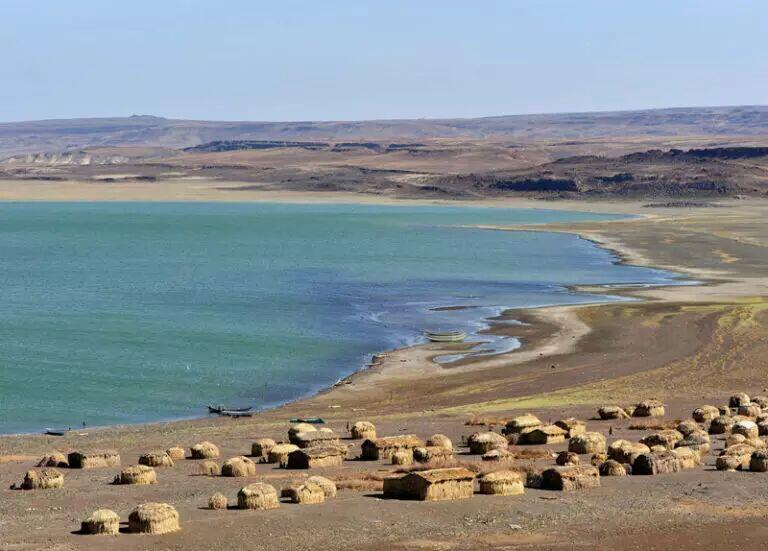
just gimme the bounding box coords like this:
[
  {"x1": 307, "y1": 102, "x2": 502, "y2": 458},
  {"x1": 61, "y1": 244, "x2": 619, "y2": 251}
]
[{"x1": 1, "y1": 106, "x2": 767, "y2": 157}]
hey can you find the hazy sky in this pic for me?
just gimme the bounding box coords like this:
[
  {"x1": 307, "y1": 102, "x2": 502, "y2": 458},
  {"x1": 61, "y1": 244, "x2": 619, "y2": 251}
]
[{"x1": 2, "y1": 0, "x2": 766, "y2": 122}]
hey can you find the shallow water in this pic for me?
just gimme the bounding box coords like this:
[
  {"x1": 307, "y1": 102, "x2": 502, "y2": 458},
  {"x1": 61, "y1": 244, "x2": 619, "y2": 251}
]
[{"x1": 0, "y1": 202, "x2": 681, "y2": 434}]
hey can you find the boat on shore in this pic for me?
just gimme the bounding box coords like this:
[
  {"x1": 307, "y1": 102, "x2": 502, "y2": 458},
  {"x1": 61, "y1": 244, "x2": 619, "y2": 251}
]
[
  {"x1": 44, "y1": 427, "x2": 71, "y2": 436},
  {"x1": 423, "y1": 330, "x2": 467, "y2": 343},
  {"x1": 208, "y1": 404, "x2": 253, "y2": 414}
]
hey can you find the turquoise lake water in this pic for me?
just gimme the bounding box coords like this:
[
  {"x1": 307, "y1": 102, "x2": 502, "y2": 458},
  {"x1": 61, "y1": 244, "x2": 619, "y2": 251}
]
[{"x1": 0, "y1": 202, "x2": 682, "y2": 434}]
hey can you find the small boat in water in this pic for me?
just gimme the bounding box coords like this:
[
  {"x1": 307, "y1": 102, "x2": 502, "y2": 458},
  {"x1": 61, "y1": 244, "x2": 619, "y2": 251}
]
[
  {"x1": 424, "y1": 330, "x2": 467, "y2": 343},
  {"x1": 208, "y1": 404, "x2": 253, "y2": 414}
]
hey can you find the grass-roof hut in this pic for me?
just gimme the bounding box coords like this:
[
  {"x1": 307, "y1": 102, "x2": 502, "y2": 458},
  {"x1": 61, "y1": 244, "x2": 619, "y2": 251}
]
[
  {"x1": 597, "y1": 406, "x2": 629, "y2": 420},
  {"x1": 237, "y1": 482, "x2": 280, "y2": 510},
  {"x1": 632, "y1": 450, "x2": 682, "y2": 475},
  {"x1": 198, "y1": 460, "x2": 220, "y2": 476},
  {"x1": 20, "y1": 469, "x2": 64, "y2": 490},
  {"x1": 361, "y1": 435, "x2": 424, "y2": 460},
  {"x1": 307, "y1": 475, "x2": 337, "y2": 498},
  {"x1": 288, "y1": 423, "x2": 317, "y2": 443},
  {"x1": 190, "y1": 441, "x2": 219, "y2": 459},
  {"x1": 598, "y1": 459, "x2": 627, "y2": 477},
  {"x1": 292, "y1": 431, "x2": 341, "y2": 449},
  {"x1": 568, "y1": 432, "x2": 607, "y2": 454},
  {"x1": 633, "y1": 399, "x2": 665, "y2": 417},
  {"x1": 384, "y1": 467, "x2": 475, "y2": 501},
  {"x1": 517, "y1": 425, "x2": 566, "y2": 445},
  {"x1": 166, "y1": 447, "x2": 186, "y2": 461},
  {"x1": 113, "y1": 465, "x2": 157, "y2": 485},
  {"x1": 692, "y1": 405, "x2": 719, "y2": 423},
  {"x1": 289, "y1": 482, "x2": 325, "y2": 504},
  {"x1": 266, "y1": 443, "x2": 300, "y2": 465},
  {"x1": 285, "y1": 445, "x2": 345, "y2": 469},
  {"x1": 639, "y1": 430, "x2": 683, "y2": 450},
  {"x1": 128, "y1": 503, "x2": 180, "y2": 535},
  {"x1": 81, "y1": 509, "x2": 119, "y2": 535},
  {"x1": 208, "y1": 492, "x2": 228, "y2": 510},
  {"x1": 554, "y1": 418, "x2": 586, "y2": 438},
  {"x1": 503, "y1": 414, "x2": 542, "y2": 435},
  {"x1": 426, "y1": 434, "x2": 453, "y2": 450},
  {"x1": 139, "y1": 451, "x2": 174, "y2": 468},
  {"x1": 607, "y1": 440, "x2": 650, "y2": 464},
  {"x1": 251, "y1": 438, "x2": 276, "y2": 459},
  {"x1": 729, "y1": 393, "x2": 751, "y2": 408},
  {"x1": 351, "y1": 421, "x2": 376, "y2": 440},
  {"x1": 37, "y1": 451, "x2": 67, "y2": 468},
  {"x1": 68, "y1": 450, "x2": 120, "y2": 469},
  {"x1": 541, "y1": 465, "x2": 600, "y2": 491},
  {"x1": 478, "y1": 470, "x2": 524, "y2": 496},
  {"x1": 413, "y1": 445, "x2": 454, "y2": 464},
  {"x1": 467, "y1": 432, "x2": 508, "y2": 454},
  {"x1": 222, "y1": 456, "x2": 257, "y2": 477}
]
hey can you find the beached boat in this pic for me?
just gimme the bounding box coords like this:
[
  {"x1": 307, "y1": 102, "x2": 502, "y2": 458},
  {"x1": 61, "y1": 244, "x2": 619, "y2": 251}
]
[
  {"x1": 221, "y1": 410, "x2": 254, "y2": 418},
  {"x1": 44, "y1": 427, "x2": 71, "y2": 436},
  {"x1": 208, "y1": 404, "x2": 253, "y2": 414},
  {"x1": 424, "y1": 330, "x2": 467, "y2": 343},
  {"x1": 289, "y1": 417, "x2": 326, "y2": 424}
]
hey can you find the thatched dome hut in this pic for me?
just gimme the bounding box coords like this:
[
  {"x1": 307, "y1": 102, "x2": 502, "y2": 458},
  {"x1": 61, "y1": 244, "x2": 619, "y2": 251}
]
[
  {"x1": 288, "y1": 423, "x2": 317, "y2": 443},
  {"x1": 37, "y1": 451, "x2": 67, "y2": 468},
  {"x1": 729, "y1": 393, "x2": 751, "y2": 408},
  {"x1": 554, "y1": 418, "x2": 586, "y2": 438},
  {"x1": 752, "y1": 396, "x2": 768, "y2": 408},
  {"x1": 139, "y1": 451, "x2": 174, "y2": 468},
  {"x1": 738, "y1": 403, "x2": 762, "y2": 418},
  {"x1": 251, "y1": 438, "x2": 276, "y2": 459},
  {"x1": 541, "y1": 466, "x2": 600, "y2": 491},
  {"x1": 208, "y1": 492, "x2": 228, "y2": 510},
  {"x1": 568, "y1": 432, "x2": 607, "y2": 455},
  {"x1": 732, "y1": 420, "x2": 759, "y2": 440},
  {"x1": 749, "y1": 449, "x2": 768, "y2": 472},
  {"x1": 633, "y1": 399, "x2": 665, "y2": 417},
  {"x1": 413, "y1": 446, "x2": 454, "y2": 464},
  {"x1": 351, "y1": 421, "x2": 376, "y2": 440},
  {"x1": 289, "y1": 482, "x2": 325, "y2": 504},
  {"x1": 639, "y1": 430, "x2": 683, "y2": 451},
  {"x1": 590, "y1": 453, "x2": 608, "y2": 466},
  {"x1": 676, "y1": 431, "x2": 711, "y2": 455},
  {"x1": 20, "y1": 469, "x2": 64, "y2": 490},
  {"x1": 190, "y1": 441, "x2": 219, "y2": 460},
  {"x1": 632, "y1": 451, "x2": 682, "y2": 475},
  {"x1": 676, "y1": 420, "x2": 700, "y2": 437},
  {"x1": 426, "y1": 434, "x2": 453, "y2": 450},
  {"x1": 672, "y1": 446, "x2": 701, "y2": 469},
  {"x1": 708, "y1": 415, "x2": 735, "y2": 434},
  {"x1": 482, "y1": 449, "x2": 515, "y2": 462},
  {"x1": 361, "y1": 435, "x2": 424, "y2": 460},
  {"x1": 692, "y1": 405, "x2": 720, "y2": 423},
  {"x1": 556, "y1": 451, "x2": 580, "y2": 466},
  {"x1": 237, "y1": 482, "x2": 280, "y2": 510},
  {"x1": 608, "y1": 440, "x2": 650, "y2": 464},
  {"x1": 267, "y1": 443, "x2": 300, "y2": 465},
  {"x1": 503, "y1": 414, "x2": 541, "y2": 435},
  {"x1": 285, "y1": 446, "x2": 346, "y2": 469},
  {"x1": 166, "y1": 447, "x2": 186, "y2": 461},
  {"x1": 222, "y1": 456, "x2": 257, "y2": 477},
  {"x1": 468, "y1": 432, "x2": 508, "y2": 454},
  {"x1": 597, "y1": 406, "x2": 629, "y2": 420},
  {"x1": 517, "y1": 425, "x2": 566, "y2": 445},
  {"x1": 128, "y1": 502, "x2": 180, "y2": 535},
  {"x1": 81, "y1": 509, "x2": 119, "y2": 535},
  {"x1": 716, "y1": 443, "x2": 755, "y2": 471},
  {"x1": 114, "y1": 465, "x2": 157, "y2": 485},
  {"x1": 478, "y1": 470, "x2": 524, "y2": 496},
  {"x1": 307, "y1": 475, "x2": 337, "y2": 498},
  {"x1": 598, "y1": 459, "x2": 627, "y2": 477},
  {"x1": 68, "y1": 450, "x2": 120, "y2": 469},
  {"x1": 198, "y1": 460, "x2": 220, "y2": 476},
  {"x1": 392, "y1": 450, "x2": 414, "y2": 465},
  {"x1": 292, "y1": 431, "x2": 341, "y2": 449}
]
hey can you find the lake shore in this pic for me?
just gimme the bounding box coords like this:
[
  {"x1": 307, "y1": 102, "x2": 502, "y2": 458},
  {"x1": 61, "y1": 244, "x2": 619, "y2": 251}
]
[{"x1": 2, "y1": 194, "x2": 768, "y2": 550}]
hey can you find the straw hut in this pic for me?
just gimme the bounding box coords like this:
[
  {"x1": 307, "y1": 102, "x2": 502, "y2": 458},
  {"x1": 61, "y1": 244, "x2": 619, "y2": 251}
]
[
  {"x1": 759, "y1": 421, "x2": 768, "y2": 437},
  {"x1": 753, "y1": 396, "x2": 768, "y2": 408},
  {"x1": 541, "y1": 465, "x2": 600, "y2": 491},
  {"x1": 289, "y1": 482, "x2": 325, "y2": 504},
  {"x1": 676, "y1": 431, "x2": 711, "y2": 455},
  {"x1": 426, "y1": 434, "x2": 453, "y2": 450},
  {"x1": 166, "y1": 447, "x2": 186, "y2": 461},
  {"x1": 632, "y1": 451, "x2": 681, "y2": 475},
  {"x1": 361, "y1": 435, "x2": 424, "y2": 460},
  {"x1": 285, "y1": 446, "x2": 345, "y2": 469},
  {"x1": 482, "y1": 449, "x2": 515, "y2": 462},
  {"x1": 81, "y1": 509, "x2": 119, "y2": 535},
  {"x1": 267, "y1": 443, "x2": 300, "y2": 465},
  {"x1": 640, "y1": 430, "x2": 683, "y2": 450},
  {"x1": 738, "y1": 403, "x2": 762, "y2": 418},
  {"x1": 732, "y1": 420, "x2": 759, "y2": 439},
  {"x1": 288, "y1": 423, "x2": 317, "y2": 443},
  {"x1": 478, "y1": 470, "x2": 525, "y2": 496},
  {"x1": 392, "y1": 450, "x2": 413, "y2": 465},
  {"x1": 467, "y1": 432, "x2": 508, "y2": 454},
  {"x1": 190, "y1": 442, "x2": 219, "y2": 460},
  {"x1": 726, "y1": 433, "x2": 747, "y2": 447},
  {"x1": 608, "y1": 440, "x2": 650, "y2": 464},
  {"x1": 383, "y1": 467, "x2": 475, "y2": 501},
  {"x1": 597, "y1": 406, "x2": 629, "y2": 420},
  {"x1": 517, "y1": 425, "x2": 566, "y2": 445},
  {"x1": 749, "y1": 450, "x2": 768, "y2": 472},
  {"x1": 590, "y1": 452, "x2": 608, "y2": 466},
  {"x1": 114, "y1": 465, "x2": 157, "y2": 485},
  {"x1": 128, "y1": 503, "x2": 180, "y2": 535},
  {"x1": 675, "y1": 420, "x2": 700, "y2": 437},
  {"x1": 237, "y1": 482, "x2": 280, "y2": 510},
  {"x1": 251, "y1": 438, "x2": 276, "y2": 459},
  {"x1": 68, "y1": 450, "x2": 120, "y2": 469},
  {"x1": 554, "y1": 418, "x2": 586, "y2": 438},
  {"x1": 672, "y1": 447, "x2": 701, "y2": 469},
  {"x1": 556, "y1": 451, "x2": 580, "y2": 466},
  {"x1": 692, "y1": 405, "x2": 720, "y2": 423},
  {"x1": 20, "y1": 469, "x2": 64, "y2": 490},
  {"x1": 37, "y1": 451, "x2": 67, "y2": 468},
  {"x1": 307, "y1": 475, "x2": 337, "y2": 498},
  {"x1": 413, "y1": 446, "x2": 454, "y2": 464},
  {"x1": 568, "y1": 432, "x2": 607, "y2": 454},
  {"x1": 292, "y1": 431, "x2": 341, "y2": 449},
  {"x1": 709, "y1": 415, "x2": 735, "y2": 434},
  {"x1": 633, "y1": 399, "x2": 665, "y2": 417},
  {"x1": 729, "y1": 393, "x2": 751, "y2": 408},
  {"x1": 351, "y1": 421, "x2": 376, "y2": 440},
  {"x1": 716, "y1": 444, "x2": 755, "y2": 471},
  {"x1": 208, "y1": 492, "x2": 228, "y2": 510},
  {"x1": 222, "y1": 456, "x2": 257, "y2": 477},
  {"x1": 139, "y1": 451, "x2": 174, "y2": 468},
  {"x1": 598, "y1": 459, "x2": 627, "y2": 477},
  {"x1": 198, "y1": 460, "x2": 220, "y2": 476},
  {"x1": 503, "y1": 414, "x2": 542, "y2": 435}
]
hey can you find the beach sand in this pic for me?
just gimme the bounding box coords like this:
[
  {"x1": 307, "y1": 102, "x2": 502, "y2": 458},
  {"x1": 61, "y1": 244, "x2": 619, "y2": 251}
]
[{"x1": 1, "y1": 191, "x2": 768, "y2": 550}]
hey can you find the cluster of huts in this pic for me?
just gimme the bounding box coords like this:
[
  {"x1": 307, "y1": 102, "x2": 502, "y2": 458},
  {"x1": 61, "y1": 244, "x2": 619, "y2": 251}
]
[{"x1": 16, "y1": 391, "x2": 768, "y2": 536}]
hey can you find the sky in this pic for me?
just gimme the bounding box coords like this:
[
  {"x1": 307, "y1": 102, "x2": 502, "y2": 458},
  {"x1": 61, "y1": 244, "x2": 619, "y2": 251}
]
[{"x1": 1, "y1": 0, "x2": 767, "y2": 122}]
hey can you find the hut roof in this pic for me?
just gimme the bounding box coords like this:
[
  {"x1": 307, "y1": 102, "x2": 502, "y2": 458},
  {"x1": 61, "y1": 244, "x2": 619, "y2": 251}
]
[
  {"x1": 405, "y1": 467, "x2": 475, "y2": 484},
  {"x1": 369, "y1": 434, "x2": 423, "y2": 448},
  {"x1": 292, "y1": 445, "x2": 346, "y2": 459},
  {"x1": 529, "y1": 425, "x2": 567, "y2": 436}
]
